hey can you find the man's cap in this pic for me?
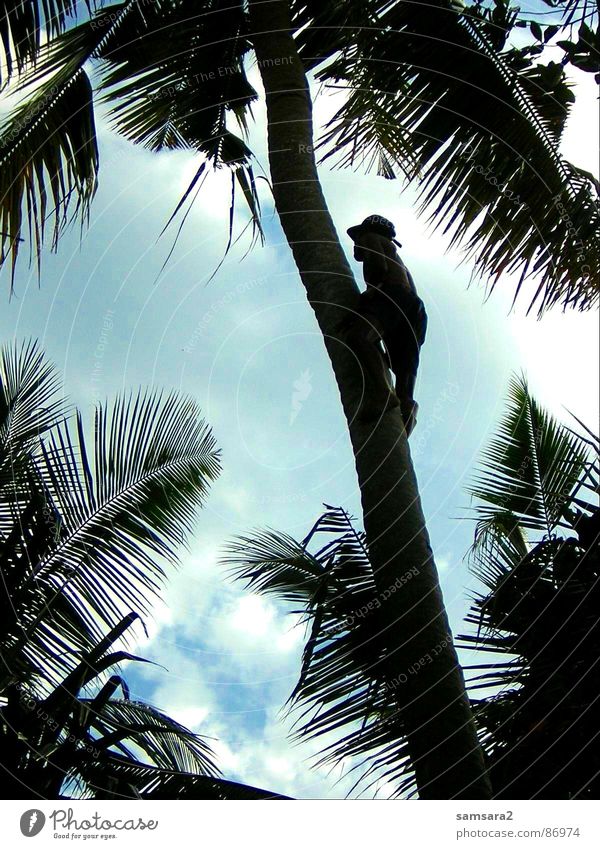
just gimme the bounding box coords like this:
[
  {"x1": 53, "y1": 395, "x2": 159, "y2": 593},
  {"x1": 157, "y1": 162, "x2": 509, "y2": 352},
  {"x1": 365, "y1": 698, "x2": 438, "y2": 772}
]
[{"x1": 347, "y1": 214, "x2": 400, "y2": 245}]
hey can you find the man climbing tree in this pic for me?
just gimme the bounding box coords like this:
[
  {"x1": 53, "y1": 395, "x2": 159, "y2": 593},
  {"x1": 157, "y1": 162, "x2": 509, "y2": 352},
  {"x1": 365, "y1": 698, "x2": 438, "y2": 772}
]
[{"x1": 346, "y1": 215, "x2": 427, "y2": 434}]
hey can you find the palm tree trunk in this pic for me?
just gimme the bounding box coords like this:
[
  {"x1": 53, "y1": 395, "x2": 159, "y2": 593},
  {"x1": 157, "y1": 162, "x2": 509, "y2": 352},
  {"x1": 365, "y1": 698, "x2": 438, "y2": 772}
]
[{"x1": 248, "y1": 0, "x2": 490, "y2": 799}]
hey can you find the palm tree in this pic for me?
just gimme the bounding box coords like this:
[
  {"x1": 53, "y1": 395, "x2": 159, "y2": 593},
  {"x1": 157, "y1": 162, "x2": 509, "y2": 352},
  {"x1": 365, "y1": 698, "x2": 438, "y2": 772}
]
[
  {"x1": 0, "y1": 340, "x2": 283, "y2": 799},
  {"x1": 459, "y1": 375, "x2": 600, "y2": 798},
  {"x1": 1, "y1": 0, "x2": 598, "y2": 797},
  {"x1": 224, "y1": 376, "x2": 599, "y2": 798}
]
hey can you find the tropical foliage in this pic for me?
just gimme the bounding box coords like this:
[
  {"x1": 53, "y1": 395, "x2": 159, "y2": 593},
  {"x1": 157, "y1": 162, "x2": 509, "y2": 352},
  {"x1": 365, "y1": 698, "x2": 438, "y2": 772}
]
[
  {"x1": 224, "y1": 507, "x2": 423, "y2": 798},
  {"x1": 0, "y1": 340, "x2": 281, "y2": 799},
  {"x1": 0, "y1": 0, "x2": 598, "y2": 311},
  {"x1": 459, "y1": 375, "x2": 600, "y2": 798},
  {"x1": 225, "y1": 376, "x2": 599, "y2": 798}
]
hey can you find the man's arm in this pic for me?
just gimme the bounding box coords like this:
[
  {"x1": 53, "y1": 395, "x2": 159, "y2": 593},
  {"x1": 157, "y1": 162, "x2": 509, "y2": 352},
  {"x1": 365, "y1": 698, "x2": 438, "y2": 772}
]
[
  {"x1": 355, "y1": 232, "x2": 388, "y2": 285},
  {"x1": 401, "y1": 261, "x2": 418, "y2": 295}
]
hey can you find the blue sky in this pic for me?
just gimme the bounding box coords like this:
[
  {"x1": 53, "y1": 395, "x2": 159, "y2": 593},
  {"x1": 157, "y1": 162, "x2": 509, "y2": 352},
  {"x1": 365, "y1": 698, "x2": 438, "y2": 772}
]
[{"x1": 1, "y1": 54, "x2": 598, "y2": 798}]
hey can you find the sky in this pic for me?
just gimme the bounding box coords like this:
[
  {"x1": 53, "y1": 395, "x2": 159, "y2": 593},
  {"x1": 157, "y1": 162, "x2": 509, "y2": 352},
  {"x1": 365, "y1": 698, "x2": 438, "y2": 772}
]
[{"x1": 1, "y1": 39, "x2": 598, "y2": 798}]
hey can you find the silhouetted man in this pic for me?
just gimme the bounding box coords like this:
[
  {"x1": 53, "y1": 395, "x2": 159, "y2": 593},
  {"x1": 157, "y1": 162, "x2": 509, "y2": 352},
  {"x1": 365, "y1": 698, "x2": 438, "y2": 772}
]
[{"x1": 345, "y1": 215, "x2": 427, "y2": 434}]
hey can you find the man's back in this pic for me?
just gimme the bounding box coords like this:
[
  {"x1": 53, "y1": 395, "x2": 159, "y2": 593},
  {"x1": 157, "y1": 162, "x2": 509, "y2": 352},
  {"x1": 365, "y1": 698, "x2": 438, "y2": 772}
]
[{"x1": 354, "y1": 231, "x2": 416, "y2": 296}]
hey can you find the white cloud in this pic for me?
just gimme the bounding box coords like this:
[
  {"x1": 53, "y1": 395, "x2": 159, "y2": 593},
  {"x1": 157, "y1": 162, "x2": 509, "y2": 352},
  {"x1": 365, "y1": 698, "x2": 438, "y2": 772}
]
[
  {"x1": 166, "y1": 705, "x2": 210, "y2": 730},
  {"x1": 230, "y1": 595, "x2": 275, "y2": 637},
  {"x1": 508, "y1": 308, "x2": 599, "y2": 427}
]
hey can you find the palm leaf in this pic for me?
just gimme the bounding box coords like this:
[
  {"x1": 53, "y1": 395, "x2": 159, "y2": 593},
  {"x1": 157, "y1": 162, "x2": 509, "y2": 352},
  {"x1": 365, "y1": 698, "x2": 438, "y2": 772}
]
[
  {"x1": 225, "y1": 506, "x2": 417, "y2": 797},
  {"x1": 1, "y1": 379, "x2": 220, "y2": 691},
  {"x1": 0, "y1": 69, "x2": 98, "y2": 284},
  {"x1": 0, "y1": 0, "x2": 90, "y2": 87},
  {"x1": 468, "y1": 373, "x2": 590, "y2": 537},
  {"x1": 552, "y1": 0, "x2": 598, "y2": 26},
  {"x1": 25, "y1": 390, "x2": 221, "y2": 641},
  {"x1": 314, "y1": 0, "x2": 599, "y2": 313},
  {"x1": 0, "y1": 341, "x2": 274, "y2": 800},
  {"x1": 84, "y1": 699, "x2": 217, "y2": 775},
  {"x1": 0, "y1": 0, "x2": 263, "y2": 278},
  {"x1": 0, "y1": 339, "x2": 65, "y2": 490},
  {"x1": 95, "y1": 1, "x2": 256, "y2": 151},
  {"x1": 0, "y1": 482, "x2": 97, "y2": 693},
  {"x1": 459, "y1": 380, "x2": 600, "y2": 797},
  {"x1": 77, "y1": 753, "x2": 289, "y2": 798},
  {"x1": 2, "y1": 613, "x2": 222, "y2": 797},
  {"x1": 93, "y1": 0, "x2": 263, "y2": 245},
  {"x1": 0, "y1": 2, "x2": 142, "y2": 282}
]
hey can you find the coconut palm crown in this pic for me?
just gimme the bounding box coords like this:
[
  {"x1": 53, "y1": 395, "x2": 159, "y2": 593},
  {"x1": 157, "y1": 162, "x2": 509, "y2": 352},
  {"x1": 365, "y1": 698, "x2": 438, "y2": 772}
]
[{"x1": 0, "y1": 0, "x2": 598, "y2": 312}]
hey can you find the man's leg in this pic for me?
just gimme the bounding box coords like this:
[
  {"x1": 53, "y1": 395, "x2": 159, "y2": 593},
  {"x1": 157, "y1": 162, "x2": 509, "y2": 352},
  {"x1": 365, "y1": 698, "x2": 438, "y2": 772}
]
[
  {"x1": 344, "y1": 317, "x2": 399, "y2": 420},
  {"x1": 387, "y1": 334, "x2": 419, "y2": 436},
  {"x1": 400, "y1": 381, "x2": 419, "y2": 436}
]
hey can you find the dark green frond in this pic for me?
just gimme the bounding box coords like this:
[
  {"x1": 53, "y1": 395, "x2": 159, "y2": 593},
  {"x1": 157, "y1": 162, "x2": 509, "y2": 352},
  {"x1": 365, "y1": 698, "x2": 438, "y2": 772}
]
[
  {"x1": 29, "y1": 390, "x2": 221, "y2": 638},
  {"x1": 553, "y1": 0, "x2": 598, "y2": 27},
  {"x1": 0, "y1": 0, "x2": 90, "y2": 87},
  {"x1": 0, "y1": 3, "x2": 141, "y2": 283},
  {"x1": 316, "y1": 0, "x2": 599, "y2": 313},
  {"x1": 0, "y1": 342, "x2": 255, "y2": 800},
  {"x1": 0, "y1": 339, "x2": 65, "y2": 472},
  {"x1": 77, "y1": 753, "x2": 289, "y2": 799},
  {"x1": 223, "y1": 528, "x2": 325, "y2": 605},
  {"x1": 226, "y1": 506, "x2": 417, "y2": 798},
  {"x1": 463, "y1": 523, "x2": 600, "y2": 797},
  {"x1": 96, "y1": 0, "x2": 256, "y2": 152},
  {"x1": 1, "y1": 613, "x2": 225, "y2": 798},
  {"x1": 1, "y1": 0, "x2": 264, "y2": 275},
  {"x1": 461, "y1": 378, "x2": 600, "y2": 798},
  {"x1": 0, "y1": 70, "x2": 98, "y2": 284},
  {"x1": 0, "y1": 483, "x2": 95, "y2": 693},
  {"x1": 86, "y1": 699, "x2": 218, "y2": 776},
  {"x1": 468, "y1": 374, "x2": 590, "y2": 537},
  {"x1": 289, "y1": 0, "x2": 382, "y2": 72},
  {"x1": 95, "y1": 0, "x2": 263, "y2": 237}
]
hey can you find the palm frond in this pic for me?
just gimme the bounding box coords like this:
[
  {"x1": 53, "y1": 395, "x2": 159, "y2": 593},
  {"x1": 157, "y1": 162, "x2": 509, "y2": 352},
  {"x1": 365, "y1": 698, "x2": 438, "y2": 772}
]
[
  {"x1": 289, "y1": 0, "x2": 382, "y2": 72},
  {"x1": 315, "y1": 0, "x2": 599, "y2": 313},
  {"x1": 463, "y1": 524, "x2": 600, "y2": 797},
  {"x1": 223, "y1": 528, "x2": 326, "y2": 605},
  {"x1": 0, "y1": 482, "x2": 97, "y2": 693},
  {"x1": 0, "y1": 2, "x2": 142, "y2": 283},
  {"x1": 0, "y1": 342, "x2": 269, "y2": 800},
  {"x1": 2, "y1": 612, "x2": 224, "y2": 797},
  {"x1": 0, "y1": 70, "x2": 98, "y2": 284},
  {"x1": 26, "y1": 390, "x2": 220, "y2": 642},
  {"x1": 37, "y1": 612, "x2": 147, "y2": 720},
  {"x1": 85, "y1": 699, "x2": 217, "y2": 775},
  {"x1": 552, "y1": 0, "x2": 599, "y2": 26},
  {"x1": 460, "y1": 379, "x2": 600, "y2": 798},
  {"x1": 0, "y1": 0, "x2": 90, "y2": 87},
  {"x1": 1, "y1": 0, "x2": 263, "y2": 277},
  {"x1": 94, "y1": 0, "x2": 263, "y2": 245},
  {"x1": 95, "y1": 1, "x2": 255, "y2": 150},
  {"x1": 468, "y1": 373, "x2": 590, "y2": 537},
  {"x1": 77, "y1": 753, "x2": 289, "y2": 798},
  {"x1": 1, "y1": 344, "x2": 220, "y2": 695},
  {"x1": 225, "y1": 506, "x2": 417, "y2": 797},
  {"x1": 0, "y1": 339, "x2": 65, "y2": 482}
]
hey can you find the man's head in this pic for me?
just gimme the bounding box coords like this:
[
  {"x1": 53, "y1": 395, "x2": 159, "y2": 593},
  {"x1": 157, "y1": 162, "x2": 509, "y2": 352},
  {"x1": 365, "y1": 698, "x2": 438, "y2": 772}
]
[{"x1": 347, "y1": 214, "x2": 400, "y2": 244}]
